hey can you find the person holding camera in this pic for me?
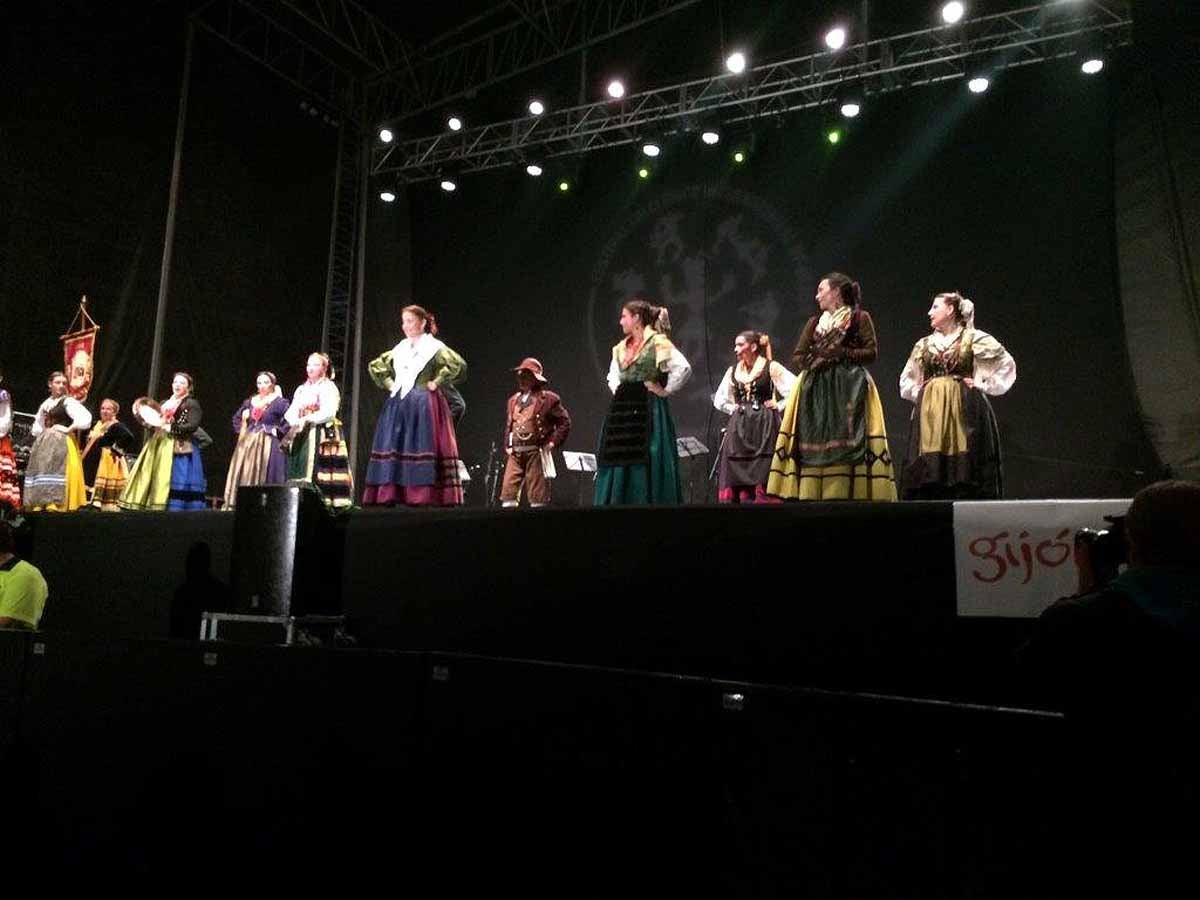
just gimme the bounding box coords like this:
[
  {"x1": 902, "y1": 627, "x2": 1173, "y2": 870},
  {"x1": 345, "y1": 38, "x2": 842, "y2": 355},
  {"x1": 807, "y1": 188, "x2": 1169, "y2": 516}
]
[
  {"x1": 1019, "y1": 479, "x2": 1200, "y2": 717},
  {"x1": 1018, "y1": 484, "x2": 1200, "y2": 893}
]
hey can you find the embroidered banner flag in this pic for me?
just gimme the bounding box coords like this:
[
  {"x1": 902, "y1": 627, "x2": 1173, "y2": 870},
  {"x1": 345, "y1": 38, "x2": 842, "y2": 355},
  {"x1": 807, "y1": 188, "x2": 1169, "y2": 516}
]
[{"x1": 61, "y1": 295, "x2": 100, "y2": 403}]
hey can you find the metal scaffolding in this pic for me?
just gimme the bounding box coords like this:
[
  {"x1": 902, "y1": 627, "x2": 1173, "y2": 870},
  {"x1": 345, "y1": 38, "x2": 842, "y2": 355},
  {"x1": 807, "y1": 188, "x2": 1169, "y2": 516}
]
[
  {"x1": 320, "y1": 122, "x2": 363, "y2": 383},
  {"x1": 191, "y1": 0, "x2": 360, "y2": 117},
  {"x1": 365, "y1": 0, "x2": 703, "y2": 123},
  {"x1": 370, "y1": 1, "x2": 1134, "y2": 183},
  {"x1": 277, "y1": 0, "x2": 414, "y2": 74}
]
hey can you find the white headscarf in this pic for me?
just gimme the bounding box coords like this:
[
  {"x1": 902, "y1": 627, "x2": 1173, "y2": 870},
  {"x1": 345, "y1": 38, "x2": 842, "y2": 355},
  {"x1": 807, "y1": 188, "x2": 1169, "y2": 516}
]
[{"x1": 957, "y1": 295, "x2": 976, "y2": 329}]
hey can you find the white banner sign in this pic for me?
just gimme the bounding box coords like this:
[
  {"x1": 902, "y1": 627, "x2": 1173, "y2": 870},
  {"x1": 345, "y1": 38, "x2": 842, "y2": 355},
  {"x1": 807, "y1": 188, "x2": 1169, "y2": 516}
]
[{"x1": 953, "y1": 499, "x2": 1131, "y2": 618}]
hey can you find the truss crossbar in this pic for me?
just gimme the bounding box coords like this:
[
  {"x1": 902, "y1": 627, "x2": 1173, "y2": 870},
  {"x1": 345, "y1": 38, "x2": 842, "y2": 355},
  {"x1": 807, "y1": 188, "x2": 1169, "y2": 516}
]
[
  {"x1": 367, "y1": 0, "x2": 702, "y2": 123},
  {"x1": 371, "y1": 1, "x2": 1132, "y2": 183},
  {"x1": 277, "y1": 0, "x2": 413, "y2": 73},
  {"x1": 192, "y1": 0, "x2": 358, "y2": 116}
]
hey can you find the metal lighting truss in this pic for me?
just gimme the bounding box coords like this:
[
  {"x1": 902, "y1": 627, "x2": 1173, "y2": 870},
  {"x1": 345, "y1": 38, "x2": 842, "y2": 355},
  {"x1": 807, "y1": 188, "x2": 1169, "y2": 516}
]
[
  {"x1": 366, "y1": 0, "x2": 704, "y2": 123},
  {"x1": 276, "y1": 0, "x2": 414, "y2": 74},
  {"x1": 191, "y1": 0, "x2": 361, "y2": 116},
  {"x1": 370, "y1": 1, "x2": 1133, "y2": 183}
]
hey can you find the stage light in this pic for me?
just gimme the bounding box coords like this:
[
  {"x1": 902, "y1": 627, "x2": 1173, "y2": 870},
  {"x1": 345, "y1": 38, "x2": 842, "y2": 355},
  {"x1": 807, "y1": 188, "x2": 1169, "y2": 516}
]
[
  {"x1": 826, "y1": 128, "x2": 842, "y2": 145},
  {"x1": 447, "y1": 116, "x2": 463, "y2": 131},
  {"x1": 440, "y1": 179, "x2": 457, "y2": 192},
  {"x1": 526, "y1": 164, "x2": 543, "y2": 177},
  {"x1": 528, "y1": 99, "x2": 545, "y2": 115},
  {"x1": 558, "y1": 179, "x2": 571, "y2": 192},
  {"x1": 733, "y1": 149, "x2": 746, "y2": 164},
  {"x1": 378, "y1": 128, "x2": 393, "y2": 143},
  {"x1": 638, "y1": 167, "x2": 650, "y2": 179},
  {"x1": 967, "y1": 75, "x2": 990, "y2": 93},
  {"x1": 379, "y1": 190, "x2": 396, "y2": 202},
  {"x1": 941, "y1": 2, "x2": 965, "y2": 25},
  {"x1": 825, "y1": 26, "x2": 847, "y2": 51},
  {"x1": 701, "y1": 130, "x2": 720, "y2": 145},
  {"x1": 642, "y1": 142, "x2": 661, "y2": 158},
  {"x1": 725, "y1": 51, "x2": 747, "y2": 74},
  {"x1": 838, "y1": 85, "x2": 864, "y2": 120},
  {"x1": 607, "y1": 79, "x2": 626, "y2": 99},
  {"x1": 1081, "y1": 57, "x2": 1104, "y2": 75}
]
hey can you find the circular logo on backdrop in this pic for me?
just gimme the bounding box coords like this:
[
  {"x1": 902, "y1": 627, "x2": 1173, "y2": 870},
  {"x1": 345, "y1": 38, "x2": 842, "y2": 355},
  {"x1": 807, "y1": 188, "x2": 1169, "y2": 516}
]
[{"x1": 588, "y1": 184, "x2": 812, "y2": 440}]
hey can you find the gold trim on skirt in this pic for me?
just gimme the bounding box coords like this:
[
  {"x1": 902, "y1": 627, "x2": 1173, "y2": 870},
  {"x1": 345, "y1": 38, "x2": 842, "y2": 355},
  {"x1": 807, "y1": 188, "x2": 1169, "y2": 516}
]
[{"x1": 767, "y1": 373, "x2": 897, "y2": 501}]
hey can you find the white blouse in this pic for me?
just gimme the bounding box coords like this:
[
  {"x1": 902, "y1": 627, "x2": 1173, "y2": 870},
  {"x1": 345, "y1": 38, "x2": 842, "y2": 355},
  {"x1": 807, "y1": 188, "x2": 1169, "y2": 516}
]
[
  {"x1": 388, "y1": 333, "x2": 446, "y2": 399},
  {"x1": 31, "y1": 394, "x2": 92, "y2": 436},
  {"x1": 0, "y1": 391, "x2": 11, "y2": 439},
  {"x1": 605, "y1": 335, "x2": 693, "y2": 396},
  {"x1": 285, "y1": 378, "x2": 340, "y2": 427},
  {"x1": 899, "y1": 327, "x2": 1017, "y2": 403},
  {"x1": 712, "y1": 359, "x2": 797, "y2": 415}
]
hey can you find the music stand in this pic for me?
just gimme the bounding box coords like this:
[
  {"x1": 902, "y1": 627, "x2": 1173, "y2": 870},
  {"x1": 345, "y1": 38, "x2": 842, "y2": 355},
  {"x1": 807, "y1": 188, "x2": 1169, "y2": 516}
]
[
  {"x1": 675, "y1": 436, "x2": 709, "y2": 458},
  {"x1": 562, "y1": 451, "x2": 597, "y2": 506},
  {"x1": 675, "y1": 436, "x2": 710, "y2": 504}
]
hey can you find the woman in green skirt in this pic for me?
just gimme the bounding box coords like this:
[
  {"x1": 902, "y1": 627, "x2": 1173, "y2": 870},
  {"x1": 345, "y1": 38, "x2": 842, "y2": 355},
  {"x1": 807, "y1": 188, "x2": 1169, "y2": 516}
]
[{"x1": 594, "y1": 297, "x2": 691, "y2": 505}]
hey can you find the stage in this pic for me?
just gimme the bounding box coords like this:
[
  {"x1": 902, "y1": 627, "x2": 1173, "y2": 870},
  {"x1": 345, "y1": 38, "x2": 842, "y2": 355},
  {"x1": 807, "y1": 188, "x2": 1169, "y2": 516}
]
[
  {"x1": 3, "y1": 500, "x2": 1159, "y2": 889},
  {"x1": 16, "y1": 500, "x2": 1063, "y2": 704}
]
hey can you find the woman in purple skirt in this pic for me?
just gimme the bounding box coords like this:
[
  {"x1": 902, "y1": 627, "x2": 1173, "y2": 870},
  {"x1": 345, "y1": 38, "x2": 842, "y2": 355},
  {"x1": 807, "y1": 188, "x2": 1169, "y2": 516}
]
[{"x1": 222, "y1": 371, "x2": 290, "y2": 509}]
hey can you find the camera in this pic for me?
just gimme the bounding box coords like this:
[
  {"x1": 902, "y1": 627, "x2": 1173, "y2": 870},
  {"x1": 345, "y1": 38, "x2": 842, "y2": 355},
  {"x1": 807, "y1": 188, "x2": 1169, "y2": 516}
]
[{"x1": 1074, "y1": 514, "x2": 1127, "y2": 592}]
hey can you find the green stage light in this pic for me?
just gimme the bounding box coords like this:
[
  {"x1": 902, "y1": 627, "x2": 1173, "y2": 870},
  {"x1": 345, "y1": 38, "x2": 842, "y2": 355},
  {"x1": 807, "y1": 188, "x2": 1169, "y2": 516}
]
[
  {"x1": 558, "y1": 179, "x2": 570, "y2": 192},
  {"x1": 638, "y1": 167, "x2": 650, "y2": 179},
  {"x1": 733, "y1": 150, "x2": 746, "y2": 164},
  {"x1": 826, "y1": 128, "x2": 841, "y2": 145}
]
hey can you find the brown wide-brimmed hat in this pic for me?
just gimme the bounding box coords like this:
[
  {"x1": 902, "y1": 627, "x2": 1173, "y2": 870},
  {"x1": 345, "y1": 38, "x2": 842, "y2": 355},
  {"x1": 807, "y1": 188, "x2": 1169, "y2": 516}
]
[{"x1": 512, "y1": 357, "x2": 548, "y2": 382}]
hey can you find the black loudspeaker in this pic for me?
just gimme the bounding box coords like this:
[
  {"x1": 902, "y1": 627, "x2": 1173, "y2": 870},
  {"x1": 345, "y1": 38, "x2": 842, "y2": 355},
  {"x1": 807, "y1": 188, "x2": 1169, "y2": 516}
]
[{"x1": 230, "y1": 484, "x2": 336, "y2": 616}]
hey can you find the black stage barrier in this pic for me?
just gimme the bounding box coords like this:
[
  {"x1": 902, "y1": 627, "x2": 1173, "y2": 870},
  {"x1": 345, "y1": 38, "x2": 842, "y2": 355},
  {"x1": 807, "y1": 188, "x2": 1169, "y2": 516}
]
[
  {"x1": 10, "y1": 630, "x2": 425, "y2": 875},
  {"x1": 22, "y1": 510, "x2": 235, "y2": 638},
  {"x1": 0, "y1": 637, "x2": 1097, "y2": 894},
  {"x1": 20, "y1": 503, "x2": 1036, "y2": 700},
  {"x1": 343, "y1": 503, "x2": 964, "y2": 694},
  {"x1": 0, "y1": 630, "x2": 28, "y2": 761}
]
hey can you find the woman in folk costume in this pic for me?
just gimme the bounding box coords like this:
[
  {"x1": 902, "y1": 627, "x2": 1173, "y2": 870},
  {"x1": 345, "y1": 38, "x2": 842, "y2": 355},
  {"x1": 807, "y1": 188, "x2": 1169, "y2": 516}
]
[
  {"x1": 0, "y1": 373, "x2": 22, "y2": 512},
  {"x1": 713, "y1": 330, "x2": 796, "y2": 503},
  {"x1": 223, "y1": 371, "x2": 290, "y2": 509},
  {"x1": 363, "y1": 305, "x2": 467, "y2": 506},
  {"x1": 594, "y1": 297, "x2": 692, "y2": 505},
  {"x1": 24, "y1": 371, "x2": 92, "y2": 511},
  {"x1": 767, "y1": 273, "x2": 897, "y2": 501},
  {"x1": 119, "y1": 372, "x2": 208, "y2": 511},
  {"x1": 900, "y1": 292, "x2": 1016, "y2": 499},
  {"x1": 81, "y1": 398, "x2": 136, "y2": 511},
  {"x1": 283, "y1": 353, "x2": 352, "y2": 509}
]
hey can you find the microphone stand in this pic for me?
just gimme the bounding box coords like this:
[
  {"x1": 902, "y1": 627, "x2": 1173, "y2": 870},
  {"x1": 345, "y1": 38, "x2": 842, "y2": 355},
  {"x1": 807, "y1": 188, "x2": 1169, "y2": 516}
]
[{"x1": 708, "y1": 428, "x2": 728, "y2": 481}]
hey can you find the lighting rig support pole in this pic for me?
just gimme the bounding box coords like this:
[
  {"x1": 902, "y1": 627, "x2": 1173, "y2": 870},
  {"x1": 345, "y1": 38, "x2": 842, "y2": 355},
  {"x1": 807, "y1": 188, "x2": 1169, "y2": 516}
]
[
  {"x1": 348, "y1": 133, "x2": 370, "y2": 484},
  {"x1": 149, "y1": 19, "x2": 195, "y2": 399}
]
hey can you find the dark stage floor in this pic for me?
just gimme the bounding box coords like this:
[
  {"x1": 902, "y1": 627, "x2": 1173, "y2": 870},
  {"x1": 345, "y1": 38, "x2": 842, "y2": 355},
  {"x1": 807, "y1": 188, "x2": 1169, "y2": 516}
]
[{"x1": 18, "y1": 502, "x2": 1034, "y2": 703}]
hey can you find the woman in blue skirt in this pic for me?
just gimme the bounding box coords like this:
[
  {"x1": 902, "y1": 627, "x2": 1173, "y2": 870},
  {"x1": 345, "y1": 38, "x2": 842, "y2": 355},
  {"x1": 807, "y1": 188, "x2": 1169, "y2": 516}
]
[{"x1": 363, "y1": 305, "x2": 468, "y2": 506}]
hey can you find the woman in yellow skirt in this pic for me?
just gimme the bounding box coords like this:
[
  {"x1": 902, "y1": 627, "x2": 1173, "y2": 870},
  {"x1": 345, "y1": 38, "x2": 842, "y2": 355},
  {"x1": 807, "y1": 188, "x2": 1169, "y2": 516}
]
[
  {"x1": 899, "y1": 292, "x2": 1016, "y2": 499},
  {"x1": 24, "y1": 371, "x2": 92, "y2": 512},
  {"x1": 767, "y1": 273, "x2": 897, "y2": 501},
  {"x1": 81, "y1": 398, "x2": 136, "y2": 510}
]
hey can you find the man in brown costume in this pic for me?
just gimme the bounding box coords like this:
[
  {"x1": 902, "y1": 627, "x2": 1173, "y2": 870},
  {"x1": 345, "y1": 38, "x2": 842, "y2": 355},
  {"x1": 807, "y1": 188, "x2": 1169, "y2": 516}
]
[{"x1": 500, "y1": 358, "x2": 571, "y2": 508}]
